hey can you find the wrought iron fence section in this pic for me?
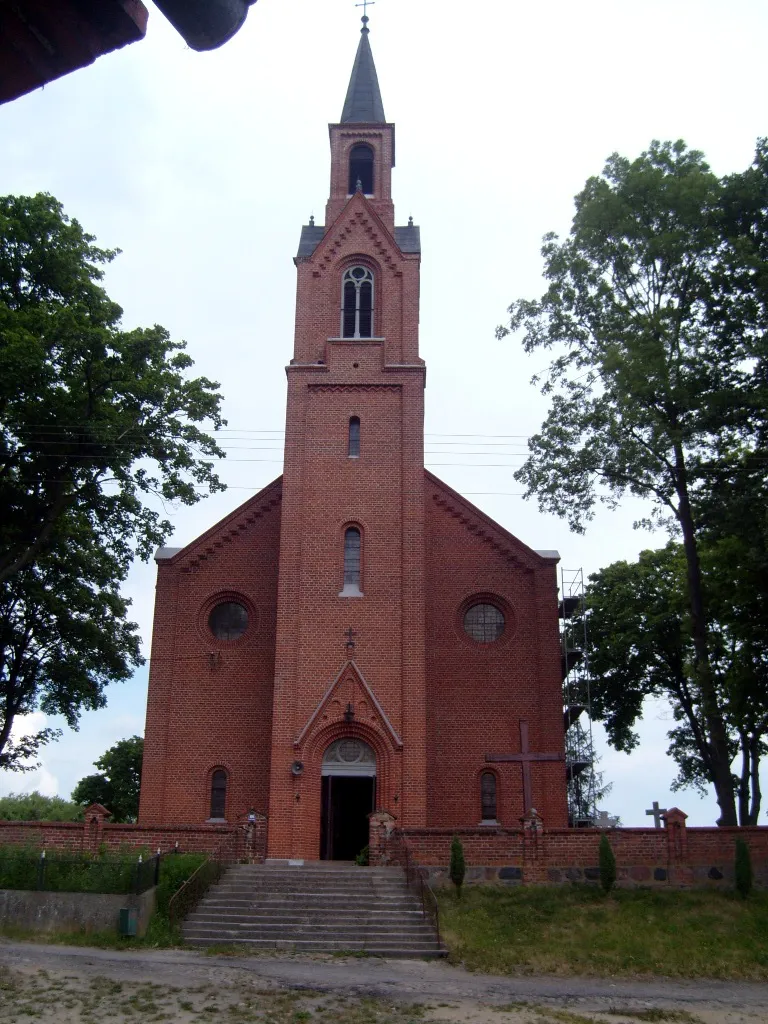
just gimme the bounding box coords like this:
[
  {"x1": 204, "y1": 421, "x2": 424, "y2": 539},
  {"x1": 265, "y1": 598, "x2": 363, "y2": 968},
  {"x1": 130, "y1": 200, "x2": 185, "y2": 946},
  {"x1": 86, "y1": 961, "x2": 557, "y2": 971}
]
[
  {"x1": 168, "y1": 853, "x2": 225, "y2": 928},
  {"x1": 0, "y1": 849, "x2": 162, "y2": 895},
  {"x1": 388, "y1": 829, "x2": 440, "y2": 946}
]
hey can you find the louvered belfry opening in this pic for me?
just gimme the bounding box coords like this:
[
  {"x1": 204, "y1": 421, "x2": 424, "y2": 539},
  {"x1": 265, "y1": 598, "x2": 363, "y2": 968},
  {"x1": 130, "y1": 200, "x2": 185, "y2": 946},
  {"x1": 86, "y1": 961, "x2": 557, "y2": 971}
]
[{"x1": 348, "y1": 143, "x2": 374, "y2": 194}]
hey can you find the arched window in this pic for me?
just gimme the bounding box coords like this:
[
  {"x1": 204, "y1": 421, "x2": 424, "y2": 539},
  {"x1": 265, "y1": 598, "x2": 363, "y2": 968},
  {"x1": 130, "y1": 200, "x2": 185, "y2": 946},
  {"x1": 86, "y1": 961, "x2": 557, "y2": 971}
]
[
  {"x1": 481, "y1": 772, "x2": 497, "y2": 822},
  {"x1": 341, "y1": 526, "x2": 362, "y2": 596},
  {"x1": 348, "y1": 143, "x2": 374, "y2": 194},
  {"x1": 210, "y1": 769, "x2": 227, "y2": 819},
  {"x1": 342, "y1": 266, "x2": 374, "y2": 339},
  {"x1": 348, "y1": 416, "x2": 360, "y2": 458}
]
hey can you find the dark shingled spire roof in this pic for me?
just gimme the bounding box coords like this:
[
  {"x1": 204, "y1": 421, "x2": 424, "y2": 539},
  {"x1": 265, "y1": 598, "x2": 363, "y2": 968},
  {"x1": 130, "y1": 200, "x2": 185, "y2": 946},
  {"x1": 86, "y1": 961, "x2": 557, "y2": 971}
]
[{"x1": 341, "y1": 17, "x2": 385, "y2": 123}]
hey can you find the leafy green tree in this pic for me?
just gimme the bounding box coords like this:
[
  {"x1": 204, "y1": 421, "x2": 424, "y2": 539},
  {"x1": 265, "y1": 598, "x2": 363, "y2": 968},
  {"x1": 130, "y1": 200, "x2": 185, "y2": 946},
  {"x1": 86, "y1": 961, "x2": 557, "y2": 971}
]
[
  {"x1": 72, "y1": 735, "x2": 143, "y2": 822},
  {"x1": 586, "y1": 543, "x2": 768, "y2": 825},
  {"x1": 498, "y1": 140, "x2": 768, "y2": 825},
  {"x1": 0, "y1": 193, "x2": 225, "y2": 769},
  {"x1": 0, "y1": 790, "x2": 83, "y2": 821},
  {"x1": 0, "y1": 538, "x2": 141, "y2": 771},
  {"x1": 0, "y1": 192, "x2": 225, "y2": 586},
  {"x1": 598, "y1": 833, "x2": 616, "y2": 894}
]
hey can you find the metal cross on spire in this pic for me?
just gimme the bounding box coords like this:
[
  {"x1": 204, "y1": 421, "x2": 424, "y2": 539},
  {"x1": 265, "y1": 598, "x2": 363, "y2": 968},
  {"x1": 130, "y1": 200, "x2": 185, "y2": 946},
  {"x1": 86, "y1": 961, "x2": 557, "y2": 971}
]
[{"x1": 355, "y1": 0, "x2": 375, "y2": 21}]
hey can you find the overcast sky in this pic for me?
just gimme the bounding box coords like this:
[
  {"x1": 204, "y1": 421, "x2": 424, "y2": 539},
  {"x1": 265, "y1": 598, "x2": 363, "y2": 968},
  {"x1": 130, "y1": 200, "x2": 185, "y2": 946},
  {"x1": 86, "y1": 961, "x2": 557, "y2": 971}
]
[{"x1": 2, "y1": 0, "x2": 766, "y2": 826}]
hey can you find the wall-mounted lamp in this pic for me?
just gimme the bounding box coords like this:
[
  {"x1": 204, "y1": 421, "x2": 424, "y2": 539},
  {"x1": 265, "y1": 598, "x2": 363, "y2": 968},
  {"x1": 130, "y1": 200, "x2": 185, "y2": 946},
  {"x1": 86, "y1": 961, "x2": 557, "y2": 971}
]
[{"x1": 344, "y1": 702, "x2": 355, "y2": 723}]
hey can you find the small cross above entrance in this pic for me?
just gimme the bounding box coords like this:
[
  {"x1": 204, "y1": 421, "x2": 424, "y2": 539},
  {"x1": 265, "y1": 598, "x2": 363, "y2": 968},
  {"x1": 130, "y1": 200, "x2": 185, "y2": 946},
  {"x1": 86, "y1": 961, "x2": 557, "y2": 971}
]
[
  {"x1": 344, "y1": 626, "x2": 358, "y2": 653},
  {"x1": 645, "y1": 801, "x2": 667, "y2": 828}
]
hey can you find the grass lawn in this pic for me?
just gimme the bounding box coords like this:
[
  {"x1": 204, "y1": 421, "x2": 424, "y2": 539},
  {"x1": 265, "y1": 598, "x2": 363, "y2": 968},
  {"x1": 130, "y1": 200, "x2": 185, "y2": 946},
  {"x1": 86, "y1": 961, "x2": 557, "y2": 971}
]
[{"x1": 437, "y1": 884, "x2": 768, "y2": 979}]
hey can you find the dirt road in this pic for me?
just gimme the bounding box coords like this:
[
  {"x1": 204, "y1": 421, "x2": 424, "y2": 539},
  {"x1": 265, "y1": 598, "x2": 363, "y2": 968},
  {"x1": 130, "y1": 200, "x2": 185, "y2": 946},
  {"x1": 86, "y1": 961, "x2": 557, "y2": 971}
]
[{"x1": 0, "y1": 940, "x2": 766, "y2": 1023}]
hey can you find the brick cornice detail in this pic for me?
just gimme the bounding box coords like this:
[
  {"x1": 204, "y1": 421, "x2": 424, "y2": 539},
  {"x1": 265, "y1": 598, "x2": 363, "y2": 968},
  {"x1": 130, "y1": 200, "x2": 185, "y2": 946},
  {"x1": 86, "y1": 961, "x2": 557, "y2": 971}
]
[
  {"x1": 430, "y1": 491, "x2": 531, "y2": 572},
  {"x1": 308, "y1": 384, "x2": 401, "y2": 394},
  {"x1": 179, "y1": 492, "x2": 282, "y2": 573},
  {"x1": 319, "y1": 212, "x2": 398, "y2": 274}
]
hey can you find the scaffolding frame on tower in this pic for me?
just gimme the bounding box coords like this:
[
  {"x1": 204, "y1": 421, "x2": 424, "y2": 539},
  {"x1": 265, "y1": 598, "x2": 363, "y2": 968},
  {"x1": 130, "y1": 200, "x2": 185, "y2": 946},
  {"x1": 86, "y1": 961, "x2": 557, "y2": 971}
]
[{"x1": 559, "y1": 567, "x2": 597, "y2": 827}]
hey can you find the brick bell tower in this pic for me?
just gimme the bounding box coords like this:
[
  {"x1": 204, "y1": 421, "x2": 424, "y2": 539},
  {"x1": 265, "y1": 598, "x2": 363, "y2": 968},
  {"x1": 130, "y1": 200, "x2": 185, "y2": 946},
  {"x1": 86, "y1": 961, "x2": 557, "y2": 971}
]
[{"x1": 266, "y1": 16, "x2": 426, "y2": 860}]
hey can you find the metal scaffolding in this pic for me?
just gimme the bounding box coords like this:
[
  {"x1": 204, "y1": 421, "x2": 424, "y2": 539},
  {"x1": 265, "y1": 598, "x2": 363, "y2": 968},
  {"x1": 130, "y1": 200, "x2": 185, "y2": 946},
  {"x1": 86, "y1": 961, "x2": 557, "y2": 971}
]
[{"x1": 559, "y1": 567, "x2": 597, "y2": 827}]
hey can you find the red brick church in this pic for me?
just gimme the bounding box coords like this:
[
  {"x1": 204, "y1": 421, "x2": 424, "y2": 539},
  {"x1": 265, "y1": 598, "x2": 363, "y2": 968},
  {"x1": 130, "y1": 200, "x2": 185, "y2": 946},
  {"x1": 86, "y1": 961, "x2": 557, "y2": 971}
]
[{"x1": 138, "y1": 19, "x2": 568, "y2": 860}]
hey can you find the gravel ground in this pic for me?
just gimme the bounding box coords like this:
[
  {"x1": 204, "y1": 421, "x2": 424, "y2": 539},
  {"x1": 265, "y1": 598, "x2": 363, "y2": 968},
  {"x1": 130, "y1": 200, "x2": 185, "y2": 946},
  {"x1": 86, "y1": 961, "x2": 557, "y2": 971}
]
[{"x1": 0, "y1": 941, "x2": 767, "y2": 1023}]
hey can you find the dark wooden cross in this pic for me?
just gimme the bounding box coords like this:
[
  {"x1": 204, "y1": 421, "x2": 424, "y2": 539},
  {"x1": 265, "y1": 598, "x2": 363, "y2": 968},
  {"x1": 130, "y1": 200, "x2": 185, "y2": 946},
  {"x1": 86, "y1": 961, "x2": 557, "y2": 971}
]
[
  {"x1": 645, "y1": 801, "x2": 667, "y2": 828},
  {"x1": 344, "y1": 626, "x2": 357, "y2": 653},
  {"x1": 486, "y1": 720, "x2": 564, "y2": 813}
]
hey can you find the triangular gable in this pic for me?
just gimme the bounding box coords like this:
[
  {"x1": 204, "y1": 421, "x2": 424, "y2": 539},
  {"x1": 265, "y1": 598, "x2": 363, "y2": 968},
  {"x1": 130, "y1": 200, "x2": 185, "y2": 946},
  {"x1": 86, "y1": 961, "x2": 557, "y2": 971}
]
[
  {"x1": 306, "y1": 192, "x2": 409, "y2": 278},
  {"x1": 295, "y1": 659, "x2": 403, "y2": 750},
  {"x1": 425, "y1": 469, "x2": 559, "y2": 572},
  {"x1": 158, "y1": 475, "x2": 283, "y2": 573}
]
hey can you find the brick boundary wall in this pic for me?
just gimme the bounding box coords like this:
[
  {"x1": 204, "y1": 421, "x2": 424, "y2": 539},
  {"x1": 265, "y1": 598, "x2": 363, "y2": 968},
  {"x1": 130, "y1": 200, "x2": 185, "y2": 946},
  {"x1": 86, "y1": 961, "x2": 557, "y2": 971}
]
[
  {"x1": 3, "y1": 806, "x2": 766, "y2": 888},
  {"x1": 0, "y1": 805, "x2": 265, "y2": 863},
  {"x1": 371, "y1": 808, "x2": 768, "y2": 888}
]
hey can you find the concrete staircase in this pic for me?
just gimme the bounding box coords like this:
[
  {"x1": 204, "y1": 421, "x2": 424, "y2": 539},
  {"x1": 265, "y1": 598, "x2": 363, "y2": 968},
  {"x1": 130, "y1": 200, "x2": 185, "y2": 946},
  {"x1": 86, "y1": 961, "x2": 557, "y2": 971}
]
[{"x1": 181, "y1": 862, "x2": 445, "y2": 957}]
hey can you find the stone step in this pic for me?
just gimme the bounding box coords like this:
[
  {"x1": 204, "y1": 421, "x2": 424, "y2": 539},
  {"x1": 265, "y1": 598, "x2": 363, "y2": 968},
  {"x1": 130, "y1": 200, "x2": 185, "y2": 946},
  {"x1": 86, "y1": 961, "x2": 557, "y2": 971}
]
[
  {"x1": 189, "y1": 902, "x2": 424, "y2": 913},
  {"x1": 187, "y1": 909, "x2": 426, "y2": 923},
  {"x1": 210, "y1": 888, "x2": 415, "y2": 897},
  {"x1": 182, "y1": 934, "x2": 445, "y2": 956},
  {"x1": 183, "y1": 925, "x2": 436, "y2": 940},
  {"x1": 227, "y1": 872, "x2": 403, "y2": 880},
  {"x1": 181, "y1": 863, "x2": 443, "y2": 959},
  {"x1": 213, "y1": 885, "x2": 411, "y2": 896}
]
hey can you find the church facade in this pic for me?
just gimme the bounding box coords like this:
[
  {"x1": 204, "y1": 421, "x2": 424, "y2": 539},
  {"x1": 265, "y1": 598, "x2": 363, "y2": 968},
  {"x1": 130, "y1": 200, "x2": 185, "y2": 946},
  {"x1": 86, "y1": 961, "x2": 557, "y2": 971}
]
[{"x1": 138, "y1": 21, "x2": 568, "y2": 861}]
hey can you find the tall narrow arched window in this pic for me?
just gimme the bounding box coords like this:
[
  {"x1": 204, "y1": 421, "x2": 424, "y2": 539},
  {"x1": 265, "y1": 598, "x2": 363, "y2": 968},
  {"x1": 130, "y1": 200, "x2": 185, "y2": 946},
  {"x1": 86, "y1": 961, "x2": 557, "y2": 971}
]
[
  {"x1": 348, "y1": 416, "x2": 360, "y2": 458},
  {"x1": 348, "y1": 143, "x2": 374, "y2": 194},
  {"x1": 210, "y1": 769, "x2": 227, "y2": 819},
  {"x1": 340, "y1": 526, "x2": 362, "y2": 596},
  {"x1": 341, "y1": 266, "x2": 374, "y2": 339},
  {"x1": 481, "y1": 772, "x2": 497, "y2": 822}
]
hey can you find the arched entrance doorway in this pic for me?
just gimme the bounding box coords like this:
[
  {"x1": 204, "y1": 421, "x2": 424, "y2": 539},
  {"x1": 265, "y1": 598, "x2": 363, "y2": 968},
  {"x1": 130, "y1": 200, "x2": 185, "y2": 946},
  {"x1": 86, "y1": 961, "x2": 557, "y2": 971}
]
[{"x1": 320, "y1": 738, "x2": 376, "y2": 861}]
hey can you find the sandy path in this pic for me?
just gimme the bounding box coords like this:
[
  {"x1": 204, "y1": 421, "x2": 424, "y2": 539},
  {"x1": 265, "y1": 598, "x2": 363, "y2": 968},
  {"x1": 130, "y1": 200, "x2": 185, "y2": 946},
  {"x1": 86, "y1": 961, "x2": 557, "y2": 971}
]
[{"x1": 0, "y1": 940, "x2": 766, "y2": 1023}]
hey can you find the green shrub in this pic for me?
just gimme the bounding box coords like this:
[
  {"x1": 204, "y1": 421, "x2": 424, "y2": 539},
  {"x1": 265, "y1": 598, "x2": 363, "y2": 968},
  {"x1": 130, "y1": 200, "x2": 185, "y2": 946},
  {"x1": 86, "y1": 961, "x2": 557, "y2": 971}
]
[
  {"x1": 354, "y1": 845, "x2": 369, "y2": 866},
  {"x1": 599, "y1": 833, "x2": 617, "y2": 894},
  {"x1": 735, "y1": 838, "x2": 753, "y2": 899},
  {"x1": 449, "y1": 835, "x2": 466, "y2": 895},
  {"x1": 154, "y1": 853, "x2": 207, "y2": 919},
  {"x1": 0, "y1": 846, "x2": 138, "y2": 894}
]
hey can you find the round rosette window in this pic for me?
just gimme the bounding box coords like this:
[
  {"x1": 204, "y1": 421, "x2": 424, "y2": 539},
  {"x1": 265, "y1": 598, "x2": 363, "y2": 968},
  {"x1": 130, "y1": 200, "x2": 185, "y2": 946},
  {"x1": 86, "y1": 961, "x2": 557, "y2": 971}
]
[
  {"x1": 208, "y1": 601, "x2": 249, "y2": 641},
  {"x1": 463, "y1": 602, "x2": 505, "y2": 644}
]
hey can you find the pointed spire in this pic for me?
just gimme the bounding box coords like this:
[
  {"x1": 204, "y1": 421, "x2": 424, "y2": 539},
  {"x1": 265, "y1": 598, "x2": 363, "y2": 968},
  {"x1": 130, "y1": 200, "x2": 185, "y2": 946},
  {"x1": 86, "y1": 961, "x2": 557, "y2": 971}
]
[{"x1": 341, "y1": 16, "x2": 386, "y2": 123}]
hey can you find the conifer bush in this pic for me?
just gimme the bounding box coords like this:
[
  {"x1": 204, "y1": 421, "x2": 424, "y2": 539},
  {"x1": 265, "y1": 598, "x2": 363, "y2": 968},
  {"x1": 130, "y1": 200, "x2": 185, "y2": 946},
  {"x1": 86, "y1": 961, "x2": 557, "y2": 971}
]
[
  {"x1": 735, "y1": 838, "x2": 753, "y2": 899},
  {"x1": 598, "y1": 833, "x2": 616, "y2": 894},
  {"x1": 449, "y1": 835, "x2": 466, "y2": 895}
]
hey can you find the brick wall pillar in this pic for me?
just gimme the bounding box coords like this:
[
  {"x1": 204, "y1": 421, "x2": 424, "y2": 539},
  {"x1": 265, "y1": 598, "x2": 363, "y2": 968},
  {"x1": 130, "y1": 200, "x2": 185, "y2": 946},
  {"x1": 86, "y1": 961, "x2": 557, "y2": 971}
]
[
  {"x1": 520, "y1": 809, "x2": 546, "y2": 883},
  {"x1": 665, "y1": 807, "x2": 692, "y2": 885},
  {"x1": 84, "y1": 804, "x2": 111, "y2": 854},
  {"x1": 368, "y1": 810, "x2": 396, "y2": 866}
]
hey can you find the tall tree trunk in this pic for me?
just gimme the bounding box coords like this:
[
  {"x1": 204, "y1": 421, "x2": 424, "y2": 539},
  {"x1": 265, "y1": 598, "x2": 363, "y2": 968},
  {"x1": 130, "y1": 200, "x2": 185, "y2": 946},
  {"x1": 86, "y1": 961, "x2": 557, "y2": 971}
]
[
  {"x1": 738, "y1": 734, "x2": 750, "y2": 827},
  {"x1": 748, "y1": 734, "x2": 762, "y2": 826},
  {"x1": 674, "y1": 448, "x2": 738, "y2": 826}
]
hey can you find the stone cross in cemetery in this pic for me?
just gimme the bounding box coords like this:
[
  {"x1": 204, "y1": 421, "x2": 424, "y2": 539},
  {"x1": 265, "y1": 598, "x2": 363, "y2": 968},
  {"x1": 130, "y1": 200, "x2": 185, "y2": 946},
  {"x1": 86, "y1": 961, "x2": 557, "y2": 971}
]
[
  {"x1": 645, "y1": 800, "x2": 667, "y2": 828},
  {"x1": 486, "y1": 720, "x2": 564, "y2": 813}
]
